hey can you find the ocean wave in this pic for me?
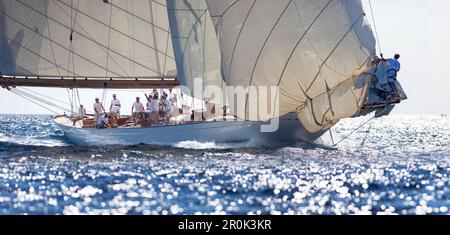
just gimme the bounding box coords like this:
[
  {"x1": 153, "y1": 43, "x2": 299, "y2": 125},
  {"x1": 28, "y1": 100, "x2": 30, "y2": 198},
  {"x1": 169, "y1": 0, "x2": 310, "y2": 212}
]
[{"x1": 172, "y1": 139, "x2": 262, "y2": 150}]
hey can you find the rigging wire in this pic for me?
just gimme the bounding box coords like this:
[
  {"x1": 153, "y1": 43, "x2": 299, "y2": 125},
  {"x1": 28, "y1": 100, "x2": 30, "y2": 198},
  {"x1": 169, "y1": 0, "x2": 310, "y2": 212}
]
[
  {"x1": 333, "y1": 108, "x2": 390, "y2": 147},
  {"x1": 360, "y1": 121, "x2": 374, "y2": 147},
  {"x1": 328, "y1": 129, "x2": 335, "y2": 146},
  {"x1": 148, "y1": 0, "x2": 162, "y2": 76},
  {"x1": 102, "y1": 0, "x2": 113, "y2": 105},
  {"x1": 9, "y1": 89, "x2": 61, "y2": 115},
  {"x1": 14, "y1": 88, "x2": 73, "y2": 113},
  {"x1": 333, "y1": 115, "x2": 376, "y2": 147},
  {"x1": 20, "y1": 87, "x2": 71, "y2": 106},
  {"x1": 368, "y1": 0, "x2": 383, "y2": 54}
]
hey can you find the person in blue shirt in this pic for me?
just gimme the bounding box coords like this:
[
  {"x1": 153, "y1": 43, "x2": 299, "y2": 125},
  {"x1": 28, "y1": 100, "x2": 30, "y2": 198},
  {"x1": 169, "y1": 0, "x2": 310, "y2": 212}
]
[
  {"x1": 96, "y1": 113, "x2": 110, "y2": 129},
  {"x1": 382, "y1": 53, "x2": 400, "y2": 81},
  {"x1": 380, "y1": 53, "x2": 401, "y2": 100},
  {"x1": 387, "y1": 53, "x2": 400, "y2": 73}
]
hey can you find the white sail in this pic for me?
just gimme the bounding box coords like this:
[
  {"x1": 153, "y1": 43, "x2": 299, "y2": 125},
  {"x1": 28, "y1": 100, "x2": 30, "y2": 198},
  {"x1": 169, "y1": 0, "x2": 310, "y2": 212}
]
[
  {"x1": 167, "y1": 0, "x2": 224, "y2": 102},
  {"x1": 0, "y1": 0, "x2": 176, "y2": 78},
  {"x1": 206, "y1": 0, "x2": 376, "y2": 132}
]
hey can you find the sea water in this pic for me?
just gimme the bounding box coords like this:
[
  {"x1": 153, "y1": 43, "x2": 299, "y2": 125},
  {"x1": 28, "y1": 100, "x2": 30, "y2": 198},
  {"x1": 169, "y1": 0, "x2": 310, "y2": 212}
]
[{"x1": 0, "y1": 114, "x2": 448, "y2": 215}]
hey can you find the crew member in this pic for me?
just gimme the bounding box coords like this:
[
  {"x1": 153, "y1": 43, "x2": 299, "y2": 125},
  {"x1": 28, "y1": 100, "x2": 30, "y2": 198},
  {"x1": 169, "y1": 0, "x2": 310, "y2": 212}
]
[
  {"x1": 78, "y1": 104, "x2": 86, "y2": 120},
  {"x1": 149, "y1": 95, "x2": 160, "y2": 125},
  {"x1": 93, "y1": 97, "x2": 105, "y2": 121},
  {"x1": 96, "y1": 113, "x2": 110, "y2": 129},
  {"x1": 161, "y1": 94, "x2": 173, "y2": 125},
  {"x1": 109, "y1": 94, "x2": 121, "y2": 127},
  {"x1": 131, "y1": 97, "x2": 144, "y2": 126}
]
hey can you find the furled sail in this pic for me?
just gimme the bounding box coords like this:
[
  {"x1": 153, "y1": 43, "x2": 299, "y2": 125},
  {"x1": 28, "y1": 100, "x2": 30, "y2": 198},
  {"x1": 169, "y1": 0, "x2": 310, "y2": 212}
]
[
  {"x1": 167, "y1": 0, "x2": 224, "y2": 103},
  {"x1": 0, "y1": 0, "x2": 176, "y2": 78},
  {"x1": 206, "y1": 0, "x2": 376, "y2": 132}
]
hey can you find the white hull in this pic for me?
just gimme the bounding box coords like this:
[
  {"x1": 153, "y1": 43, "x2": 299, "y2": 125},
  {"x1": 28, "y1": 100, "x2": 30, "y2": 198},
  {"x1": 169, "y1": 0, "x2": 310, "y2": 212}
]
[{"x1": 54, "y1": 113, "x2": 326, "y2": 146}]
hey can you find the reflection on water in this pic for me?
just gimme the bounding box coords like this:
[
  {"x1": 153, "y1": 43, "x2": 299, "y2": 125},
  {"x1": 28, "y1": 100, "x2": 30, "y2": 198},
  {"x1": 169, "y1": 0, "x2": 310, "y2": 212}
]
[{"x1": 0, "y1": 114, "x2": 449, "y2": 215}]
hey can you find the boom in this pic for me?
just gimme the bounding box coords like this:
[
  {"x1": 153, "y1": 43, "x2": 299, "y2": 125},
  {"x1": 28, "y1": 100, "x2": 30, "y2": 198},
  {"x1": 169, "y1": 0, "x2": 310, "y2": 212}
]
[{"x1": 0, "y1": 75, "x2": 179, "y2": 89}]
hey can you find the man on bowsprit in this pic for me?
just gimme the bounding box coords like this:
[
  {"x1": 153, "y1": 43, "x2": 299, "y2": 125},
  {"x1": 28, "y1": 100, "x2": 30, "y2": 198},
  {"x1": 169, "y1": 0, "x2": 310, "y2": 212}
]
[
  {"x1": 381, "y1": 53, "x2": 401, "y2": 101},
  {"x1": 386, "y1": 54, "x2": 400, "y2": 77}
]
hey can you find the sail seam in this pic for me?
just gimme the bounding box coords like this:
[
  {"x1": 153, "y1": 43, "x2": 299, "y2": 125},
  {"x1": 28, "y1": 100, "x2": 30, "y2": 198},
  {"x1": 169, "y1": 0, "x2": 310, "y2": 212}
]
[
  {"x1": 208, "y1": 0, "x2": 240, "y2": 18},
  {"x1": 162, "y1": 29, "x2": 170, "y2": 79},
  {"x1": 245, "y1": 0, "x2": 294, "y2": 119},
  {"x1": 101, "y1": 0, "x2": 170, "y2": 33},
  {"x1": 43, "y1": 0, "x2": 62, "y2": 77},
  {"x1": 305, "y1": 12, "x2": 366, "y2": 93},
  {"x1": 271, "y1": 0, "x2": 333, "y2": 119},
  {"x1": 52, "y1": 0, "x2": 130, "y2": 76},
  {"x1": 304, "y1": 51, "x2": 374, "y2": 112},
  {"x1": 0, "y1": 11, "x2": 130, "y2": 77},
  {"x1": 47, "y1": 0, "x2": 176, "y2": 60},
  {"x1": 8, "y1": 1, "x2": 163, "y2": 76},
  {"x1": 0, "y1": 35, "x2": 81, "y2": 77},
  {"x1": 228, "y1": 0, "x2": 256, "y2": 86}
]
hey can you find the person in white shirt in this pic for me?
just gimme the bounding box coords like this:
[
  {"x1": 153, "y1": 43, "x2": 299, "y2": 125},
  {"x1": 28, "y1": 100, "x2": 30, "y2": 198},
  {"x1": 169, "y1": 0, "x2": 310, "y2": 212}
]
[
  {"x1": 131, "y1": 97, "x2": 144, "y2": 126},
  {"x1": 146, "y1": 94, "x2": 160, "y2": 124},
  {"x1": 168, "y1": 88, "x2": 177, "y2": 107},
  {"x1": 161, "y1": 94, "x2": 173, "y2": 124},
  {"x1": 110, "y1": 94, "x2": 121, "y2": 113},
  {"x1": 93, "y1": 98, "x2": 105, "y2": 121},
  {"x1": 151, "y1": 89, "x2": 159, "y2": 98},
  {"x1": 71, "y1": 104, "x2": 87, "y2": 126},
  {"x1": 78, "y1": 105, "x2": 86, "y2": 119},
  {"x1": 109, "y1": 94, "x2": 121, "y2": 127}
]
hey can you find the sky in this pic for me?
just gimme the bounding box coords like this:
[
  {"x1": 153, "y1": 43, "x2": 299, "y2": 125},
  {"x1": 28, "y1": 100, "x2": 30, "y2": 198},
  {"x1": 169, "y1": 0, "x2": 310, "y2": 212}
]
[{"x1": 0, "y1": 0, "x2": 449, "y2": 115}]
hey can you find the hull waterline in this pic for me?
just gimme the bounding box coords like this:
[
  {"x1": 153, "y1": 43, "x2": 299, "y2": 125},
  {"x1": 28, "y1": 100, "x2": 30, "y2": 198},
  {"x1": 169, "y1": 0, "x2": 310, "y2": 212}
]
[{"x1": 55, "y1": 114, "x2": 326, "y2": 147}]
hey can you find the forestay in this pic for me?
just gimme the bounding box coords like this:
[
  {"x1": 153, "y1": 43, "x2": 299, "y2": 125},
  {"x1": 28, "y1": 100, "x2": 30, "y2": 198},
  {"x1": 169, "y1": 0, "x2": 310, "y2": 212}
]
[{"x1": 206, "y1": 0, "x2": 376, "y2": 132}]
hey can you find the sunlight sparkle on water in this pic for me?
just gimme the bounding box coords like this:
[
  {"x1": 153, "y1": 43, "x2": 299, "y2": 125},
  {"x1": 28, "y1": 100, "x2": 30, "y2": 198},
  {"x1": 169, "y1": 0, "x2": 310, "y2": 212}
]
[{"x1": 0, "y1": 115, "x2": 449, "y2": 214}]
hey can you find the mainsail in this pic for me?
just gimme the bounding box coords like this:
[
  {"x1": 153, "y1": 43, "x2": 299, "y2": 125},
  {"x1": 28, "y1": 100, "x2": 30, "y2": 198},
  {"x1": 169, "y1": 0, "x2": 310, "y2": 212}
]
[
  {"x1": 206, "y1": 0, "x2": 376, "y2": 132},
  {"x1": 0, "y1": 0, "x2": 176, "y2": 84}
]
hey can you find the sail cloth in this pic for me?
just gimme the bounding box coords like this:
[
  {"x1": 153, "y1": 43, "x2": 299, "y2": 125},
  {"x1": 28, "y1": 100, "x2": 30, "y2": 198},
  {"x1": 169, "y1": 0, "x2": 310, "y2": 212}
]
[
  {"x1": 206, "y1": 0, "x2": 376, "y2": 132},
  {"x1": 0, "y1": 0, "x2": 176, "y2": 78},
  {"x1": 167, "y1": 0, "x2": 224, "y2": 103}
]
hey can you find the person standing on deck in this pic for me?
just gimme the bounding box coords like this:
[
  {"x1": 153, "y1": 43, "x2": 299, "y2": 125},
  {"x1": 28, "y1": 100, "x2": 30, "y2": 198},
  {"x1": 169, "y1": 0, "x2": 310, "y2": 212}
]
[
  {"x1": 148, "y1": 94, "x2": 160, "y2": 125},
  {"x1": 93, "y1": 97, "x2": 105, "y2": 121},
  {"x1": 131, "y1": 97, "x2": 144, "y2": 126},
  {"x1": 161, "y1": 94, "x2": 173, "y2": 125},
  {"x1": 78, "y1": 105, "x2": 86, "y2": 119},
  {"x1": 168, "y1": 89, "x2": 177, "y2": 107},
  {"x1": 72, "y1": 104, "x2": 87, "y2": 126},
  {"x1": 109, "y1": 94, "x2": 121, "y2": 127},
  {"x1": 151, "y1": 89, "x2": 159, "y2": 98}
]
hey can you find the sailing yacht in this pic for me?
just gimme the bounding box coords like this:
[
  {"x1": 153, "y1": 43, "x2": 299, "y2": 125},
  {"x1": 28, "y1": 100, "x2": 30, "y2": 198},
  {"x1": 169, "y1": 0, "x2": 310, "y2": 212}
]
[{"x1": 0, "y1": 0, "x2": 406, "y2": 146}]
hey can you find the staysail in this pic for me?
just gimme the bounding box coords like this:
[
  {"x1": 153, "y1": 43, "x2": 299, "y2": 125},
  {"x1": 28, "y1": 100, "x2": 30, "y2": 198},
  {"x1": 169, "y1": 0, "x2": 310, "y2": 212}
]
[
  {"x1": 0, "y1": 0, "x2": 176, "y2": 83},
  {"x1": 206, "y1": 0, "x2": 376, "y2": 132},
  {"x1": 167, "y1": 0, "x2": 224, "y2": 103}
]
